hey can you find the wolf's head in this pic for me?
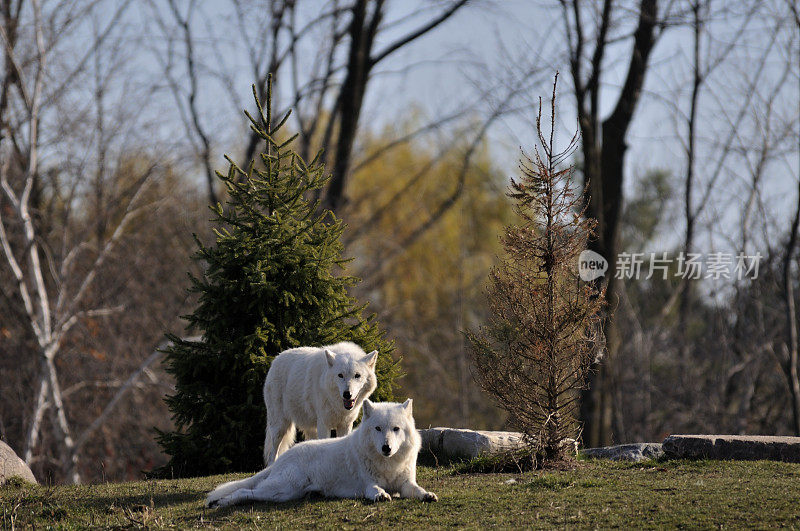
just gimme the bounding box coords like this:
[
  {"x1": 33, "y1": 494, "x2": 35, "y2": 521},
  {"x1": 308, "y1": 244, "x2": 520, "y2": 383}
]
[
  {"x1": 325, "y1": 347, "x2": 378, "y2": 411},
  {"x1": 360, "y1": 399, "x2": 417, "y2": 458}
]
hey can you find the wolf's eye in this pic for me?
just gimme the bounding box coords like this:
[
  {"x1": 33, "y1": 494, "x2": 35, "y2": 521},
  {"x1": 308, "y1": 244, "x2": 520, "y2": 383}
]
[
  {"x1": 355, "y1": 373, "x2": 361, "y2": 379},
  {"x1": 393, "y1": 427, "x2": 400, "y2": 432},
  {"x1": 375, "y1": 426, "x2": 381, "y2": 432},
  {"x1": 338, "y1": 373, "x2": 343, "y2": 378}
]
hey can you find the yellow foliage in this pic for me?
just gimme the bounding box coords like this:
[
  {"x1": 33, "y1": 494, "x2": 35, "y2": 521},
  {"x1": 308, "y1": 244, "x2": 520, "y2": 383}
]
[
  {"x1": 348, "y1": 124, "x2": 510, "y2": 321},
  {"x1": 343, "y1": 119, "x2": 513, "y2": 428}
]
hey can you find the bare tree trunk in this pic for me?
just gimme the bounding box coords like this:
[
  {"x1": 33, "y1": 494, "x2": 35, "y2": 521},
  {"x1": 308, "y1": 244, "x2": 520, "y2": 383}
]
[
  {"x1": 783, "y1": 0, "x2": 800, "y2": 439},
  {"x1": 45, "y1": 356, "x2": 81, "y2": 483},
  {"x1": 783, "y1": 2, "x2": 800, "y2": 431},
  {"x1": 165, "y1": 0, "x2": 218, "y2": 205},
  {"x1": 323, "y1": 0, "x2": 381, "y2": 213},
  {"x1": 567, "y1": 0, "x2": 659, "y2": 447},
  {"x1": 783, "y1": 174, "x2": 800, "y2": 435},
  {"x1": 317, "y1": 0, "x2": 468, "y2": 213},
  {"x1": 23, "y1": 369, "x2": 49, "y2": 463},
  {"x1": 677, "y1": 0, "x2": 703, "y2": 371}
]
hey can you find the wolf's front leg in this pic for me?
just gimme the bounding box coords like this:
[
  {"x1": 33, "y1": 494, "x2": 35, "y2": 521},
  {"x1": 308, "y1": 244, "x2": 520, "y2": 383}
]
[
  {"x1": 316, "y1": 419, "x2": 330, "y2": 439},
  {"x1": 335, "y1": 420, "x2": 353, "y2": 436},
  {"x1": 400, "y1": 480, "x2": 438, "y2": 502},
  {"x1": 365, "y1": 484, "x2": 392, "y2": 502}
]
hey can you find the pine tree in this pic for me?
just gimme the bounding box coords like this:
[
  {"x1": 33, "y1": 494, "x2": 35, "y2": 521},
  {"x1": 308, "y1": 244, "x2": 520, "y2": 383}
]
[
  {"x1": 467, "y1": 75, "x2": 605, "y2": 461},
  {"x1": 154, "y1": 77, "x2": 398, "y2": 478}
]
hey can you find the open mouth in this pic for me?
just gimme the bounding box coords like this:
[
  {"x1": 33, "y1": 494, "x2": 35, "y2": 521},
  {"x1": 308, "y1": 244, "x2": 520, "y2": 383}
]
[{"x1": 343, "y1": 398, "x2": 356, "y2": 410}]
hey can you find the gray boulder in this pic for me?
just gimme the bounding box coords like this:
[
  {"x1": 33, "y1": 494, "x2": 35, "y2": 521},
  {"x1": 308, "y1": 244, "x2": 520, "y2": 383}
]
[
  {"x1": 581, "y1": 443, "x2": 663, "y2": 462},
  {"x1": 419, "y1": 428, "x2": 526, "y2": 461},
  {"x1": 0, "y1": 440, "x2": 37, "y2": 485},
  {"x1": 662, "y1": 434, "x2": 800, "y2": 462}
]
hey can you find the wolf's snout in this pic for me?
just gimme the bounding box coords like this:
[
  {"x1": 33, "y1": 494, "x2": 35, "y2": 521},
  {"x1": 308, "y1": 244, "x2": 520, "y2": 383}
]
[
  {"x1": 342, "y1": 391, "x2": 355, "y2": 410},
  {"x1": 381, "y1": 444, "x2": 391, "y2": 456}
]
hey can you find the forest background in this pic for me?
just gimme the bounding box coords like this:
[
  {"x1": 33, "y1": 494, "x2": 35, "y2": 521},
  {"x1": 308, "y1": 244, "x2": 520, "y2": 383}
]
[{"x1": 1, "y1": 0, "x2": 799, "y2": 484}]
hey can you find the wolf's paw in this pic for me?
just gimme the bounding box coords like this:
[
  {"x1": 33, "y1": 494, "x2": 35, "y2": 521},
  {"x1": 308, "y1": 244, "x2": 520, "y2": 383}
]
[
  {"x1": 373, "y1": 491, "x2": 392, "y2": 503},
  {"x1": 421, "y1": 492, "x2": 438, "y2": 503}
]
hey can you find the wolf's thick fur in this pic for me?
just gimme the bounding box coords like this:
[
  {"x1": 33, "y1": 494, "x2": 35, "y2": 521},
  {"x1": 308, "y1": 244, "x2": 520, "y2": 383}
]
[
  {"x1": 262, "y1": 342, "x2": 378, "y2": 465},
  {"x1": 207, "y1": 400, "x2": 437, "y2": 507}
]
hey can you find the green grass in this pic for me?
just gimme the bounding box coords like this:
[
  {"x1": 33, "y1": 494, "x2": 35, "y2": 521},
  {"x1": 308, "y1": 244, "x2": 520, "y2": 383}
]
[{"x1": 3, "y1": 460, "x2": 800, "y2": 529}]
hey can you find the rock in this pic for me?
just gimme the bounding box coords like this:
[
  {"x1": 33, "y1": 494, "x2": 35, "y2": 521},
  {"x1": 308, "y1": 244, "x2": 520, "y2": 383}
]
[
  {"x1": 0, "y1": 440, "x2": 37, "y2": 485},
  {"x1": 662, "y1": 434, "x2": 800, "y2": 462},
  {"x1": 581, "y1": 443, "x2": 663, "y2": 462},
  {"x1": 419, "y1": 428, "x2": 526, "y2": 461}
]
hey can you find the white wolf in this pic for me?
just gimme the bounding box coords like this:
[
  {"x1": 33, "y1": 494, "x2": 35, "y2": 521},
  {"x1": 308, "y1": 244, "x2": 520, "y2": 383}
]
[
  {"x1": 262, "y1": 341, "x2": 378, "y2": 465},
  {"x1": 207, "y1": 399, "x2": 436, "y2": 508}
]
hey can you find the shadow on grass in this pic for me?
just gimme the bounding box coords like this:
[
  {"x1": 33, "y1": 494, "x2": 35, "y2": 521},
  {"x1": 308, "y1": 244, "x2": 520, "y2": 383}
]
[
  {"x1": 193, "y1": 490, "x2": 395, "y2": 527},
  {"x1": 209, "y1": 491, "x2": 382, "y2": 513},
  {"x1": 80, "y1": 490, "x2": 202, "y2": 511}
]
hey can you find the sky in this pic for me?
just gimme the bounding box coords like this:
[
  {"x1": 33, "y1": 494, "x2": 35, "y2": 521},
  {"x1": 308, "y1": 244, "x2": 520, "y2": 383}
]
[
  {"x1": 59, "y1": 0, "x2": 800, "y2": 276},
  {"x1": 363, "y1": 1, "x2": 798, "y2": 258}
]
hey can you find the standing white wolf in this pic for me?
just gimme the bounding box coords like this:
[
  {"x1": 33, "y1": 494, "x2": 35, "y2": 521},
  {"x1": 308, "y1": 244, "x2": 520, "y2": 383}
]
[
  {"x1": 262, "y1": 341, "x2": 378, "y2": 465},
  {"x1": 207, "y1": 399, "x2": 437, "y2": 507}
]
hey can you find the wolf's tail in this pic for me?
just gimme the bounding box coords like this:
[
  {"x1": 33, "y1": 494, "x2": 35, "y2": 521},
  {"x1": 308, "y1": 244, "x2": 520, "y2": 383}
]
[{"x1": 205, "y1": 466, "x2": 272, "y2": 507}]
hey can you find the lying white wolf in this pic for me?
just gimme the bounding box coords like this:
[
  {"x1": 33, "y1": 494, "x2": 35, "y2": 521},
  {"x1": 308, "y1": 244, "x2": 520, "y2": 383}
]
[
  {"x1": 207, "y1": 399, "x2": 437, "y2": 507},
  {"x1": 262, "y1": 341, "x2": 378, "y2": 465}
]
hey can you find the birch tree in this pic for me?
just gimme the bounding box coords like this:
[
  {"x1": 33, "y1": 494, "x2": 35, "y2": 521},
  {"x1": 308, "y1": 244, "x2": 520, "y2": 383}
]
[{"x1": 0, "y1": 0, "x2": 193, "y2": 483}]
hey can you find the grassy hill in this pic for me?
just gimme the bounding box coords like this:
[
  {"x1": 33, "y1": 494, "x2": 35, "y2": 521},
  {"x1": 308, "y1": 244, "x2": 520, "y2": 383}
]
[{"x1": 2, "y1": 459, "x2": 799, "y2": 529}]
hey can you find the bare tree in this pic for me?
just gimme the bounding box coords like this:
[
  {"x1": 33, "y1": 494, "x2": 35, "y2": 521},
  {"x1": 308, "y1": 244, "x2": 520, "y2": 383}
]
[
  {"x1": 669, "y1": 0, "x2": 770, "y2": 318},
  {"x1": 781, "y1": 171, "x2": 800, "y2": 435},
  {"x1": 557, "y1": 0, "x2": 662, "y2": 446},
  {"x1": 780, "y1": 0, "x2": 800, "y2": 434},
  {"x1": 148, "y1": 0, "x2": 469, "y2": 212},
  {"x1": 609, "y1": 0, "x2": 800, "y2": 441},
  {"x1": 468, "y1": 76, "x2": 605, "y2": 459},
  {"x1": 0, "y1": 0, "x2": 200, "y2": 483}
]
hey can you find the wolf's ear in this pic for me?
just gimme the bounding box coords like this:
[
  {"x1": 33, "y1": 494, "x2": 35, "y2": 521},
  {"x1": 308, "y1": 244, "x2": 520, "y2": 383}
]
[
  {"x1": 363, "y1": 399, "x2": 374, "y2": 419},
  {"x1": 401, "y1": 398, "x2": 412, "y2": 416},
  {"x1": 325, "y1": 349, "x2": 336, "y2": 367},
  {"x1": 364, "y1": 350, "x2": 378, "y2": 368}
]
